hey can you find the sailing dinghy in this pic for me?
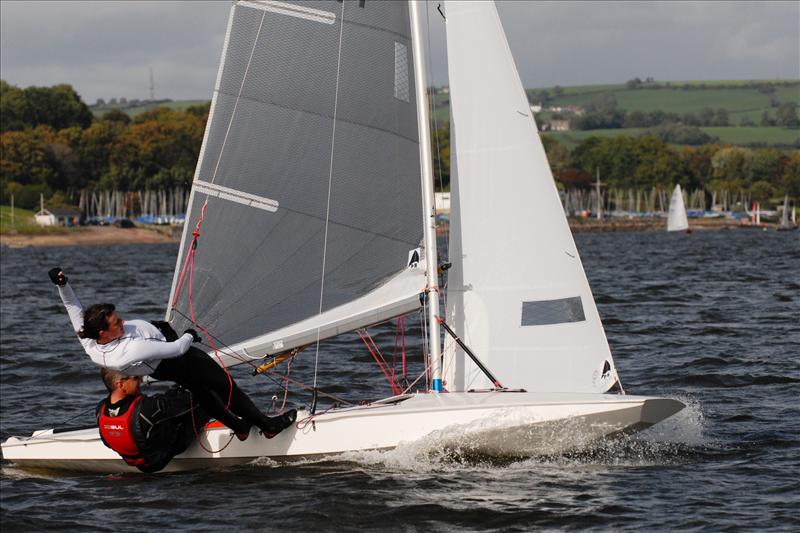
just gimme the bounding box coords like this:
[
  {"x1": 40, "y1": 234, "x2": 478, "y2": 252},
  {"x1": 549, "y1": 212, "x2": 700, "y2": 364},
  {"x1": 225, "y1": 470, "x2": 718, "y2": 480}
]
[
  {"x1": 667, "y1": 184, "x2": 690, "y2": 232},
  {"x1": 1, "y1": 0, "x2": 683, "y2": 473},
  {"x1": 777, "y1": 195, "x2": 796, "y2": 231}
]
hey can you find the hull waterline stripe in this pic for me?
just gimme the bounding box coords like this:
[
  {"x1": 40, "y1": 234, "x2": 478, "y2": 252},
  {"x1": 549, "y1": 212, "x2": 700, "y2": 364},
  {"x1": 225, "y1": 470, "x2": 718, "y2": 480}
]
[{"x1": 193, "y1": 180, "x2": 279, "y2": 212}]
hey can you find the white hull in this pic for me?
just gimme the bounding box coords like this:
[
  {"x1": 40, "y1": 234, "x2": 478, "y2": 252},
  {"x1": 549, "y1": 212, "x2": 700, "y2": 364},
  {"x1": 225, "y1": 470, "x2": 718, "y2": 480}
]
[{"x1": 1, "y1": 392, "x2": 683, "y2": 473}]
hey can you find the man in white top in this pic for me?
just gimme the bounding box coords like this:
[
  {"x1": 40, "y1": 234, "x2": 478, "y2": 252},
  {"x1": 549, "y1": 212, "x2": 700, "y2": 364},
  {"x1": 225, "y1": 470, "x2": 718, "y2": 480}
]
[{"x1": 50, "y1": 267, "x2": 296, "y2": 440}]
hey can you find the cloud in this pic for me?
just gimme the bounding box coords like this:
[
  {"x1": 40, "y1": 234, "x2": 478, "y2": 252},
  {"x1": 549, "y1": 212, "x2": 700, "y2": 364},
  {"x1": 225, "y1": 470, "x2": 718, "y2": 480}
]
[{"x1": 1, "y1": 0, "x2": 797, "y2": 104}]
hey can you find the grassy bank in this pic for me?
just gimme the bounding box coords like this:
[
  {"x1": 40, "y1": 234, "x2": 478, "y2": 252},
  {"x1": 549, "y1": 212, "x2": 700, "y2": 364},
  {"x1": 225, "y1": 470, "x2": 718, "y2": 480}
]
[{"x1": 0, "y1": 205, "x2": 69, "y2": 235}]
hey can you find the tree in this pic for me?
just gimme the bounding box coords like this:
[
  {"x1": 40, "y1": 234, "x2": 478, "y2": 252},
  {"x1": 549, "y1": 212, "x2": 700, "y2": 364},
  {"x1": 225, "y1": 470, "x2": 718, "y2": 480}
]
[
  {"x1": 22, "y1": 84, "x2": 93, "y2": 130},
  {"x1": 624, "y1": 110, "x2": 648, "y2": 128},
  {"x1": 0, "y1": 81, "x2": 93, "y2": 132},
  {"x1": 775, "y1": 103, "x2": 799, "y2": 128},
  {"x1": 748, "y1": 148, "x2": 784, "y2": 186},
  {"x1": 749, "y1": 180, "x2": 774, "y2": 203},
  {"x1": 711, "y1": 147, "x2": 751, "y2": 183},
  {"x1": 1, "y1": 80, "x2": 27, "y2": 131},
  {"x1": 185, "y1": 102, "x2": 211, "y2": 121},
  {"x1": 101, "y1": 109, "x2": 131, "y2": 125},
  {"x1": 682, "y1": 112, "x2": 701, "y2": 126},
  {"x1": 760, "y1": 111, "x2": 775, "y2": 126},
  {"x1": 712, "y1": 108, "x2": 729, "y2": 127},
  {"x1": 108, "y1": 110, "x2": 204, "y2": 190},
  {"x1": 431, "y1": 123, "x2": 450, "y2": 191},
  {"x1": 780, "y1": 152, "x2": 800, "y2": 197},
  {"x1": 541, "y1": 136, "x2": 570, "y2": 182},
  {"x1": 648, "y1": 124, "x2": 717, "y2": 146},
  {"x1": 0, "y1": 126, "x2": 59, "y2": 187},
  {"x1": 699, "y1": 107, "x2": 715, "y2": 126},
  {"x1": 625, "y1": 77, "x2": 643, "y2": 89},
  {"x1": 679, "y1": 145, "x2": 719, "y2": 190},
  {"x1": 78, "y1": 120, "x2": 127, "y2": 183}
]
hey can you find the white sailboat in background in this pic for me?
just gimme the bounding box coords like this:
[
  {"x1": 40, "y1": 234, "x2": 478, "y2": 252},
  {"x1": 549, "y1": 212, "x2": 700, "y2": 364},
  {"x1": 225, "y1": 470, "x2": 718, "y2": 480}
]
[
  {"x1": 2, "y1": 0, "x2": 683, "y2": 473},
  {"x1": 667, "y1": 184, "x2": 690, "y2": 232},
  {"x1": 777, "y1": 194, "x2": 796, "y2": 231}
]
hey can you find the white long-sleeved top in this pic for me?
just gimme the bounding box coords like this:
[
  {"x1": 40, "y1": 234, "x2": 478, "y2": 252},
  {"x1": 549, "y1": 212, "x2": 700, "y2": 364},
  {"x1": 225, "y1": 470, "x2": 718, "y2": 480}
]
[{"x1": 58, "y1": 283, "x2": 194, "y2": 376}]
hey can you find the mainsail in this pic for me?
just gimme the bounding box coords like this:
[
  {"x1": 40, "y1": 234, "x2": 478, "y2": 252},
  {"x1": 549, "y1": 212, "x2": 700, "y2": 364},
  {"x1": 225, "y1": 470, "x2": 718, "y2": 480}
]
[
  {"x1": 168, "y1": 0, "x2": 426, "y2": 366},
  {"x1": 667, "y1": 184, "x2": 689, "y2": 232},
  {"x1": 443, "y1": 0, "x2": 618, "y2": 393}
]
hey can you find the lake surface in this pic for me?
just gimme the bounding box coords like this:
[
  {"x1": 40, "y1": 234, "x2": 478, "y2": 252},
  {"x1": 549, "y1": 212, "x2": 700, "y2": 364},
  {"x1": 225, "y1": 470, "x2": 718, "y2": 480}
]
[{"x1": 1, "y1": 228, "x2": 798, "y2": 531}]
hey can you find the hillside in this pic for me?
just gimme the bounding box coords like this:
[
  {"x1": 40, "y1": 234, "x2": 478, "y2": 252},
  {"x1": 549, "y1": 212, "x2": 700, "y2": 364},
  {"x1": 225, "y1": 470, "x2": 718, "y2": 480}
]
[
  {"x1": 530, "y1": 80, "x2": 799, "y2": 123},
  {"x1": 432, "y1": 79, "x2": 800, "y2": 147},
  {"x1": 88, "y1": 79, "x2": 799, "y2": 148},
  {"x1": 90, "y1": 99, "x2": 209, "y2": 117}
]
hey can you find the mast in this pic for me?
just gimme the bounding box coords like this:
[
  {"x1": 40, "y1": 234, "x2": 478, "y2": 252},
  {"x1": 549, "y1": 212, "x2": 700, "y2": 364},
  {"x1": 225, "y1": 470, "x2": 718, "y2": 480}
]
[{"x1": 409, "y1": 0, "x2": 443, "y2": 392}]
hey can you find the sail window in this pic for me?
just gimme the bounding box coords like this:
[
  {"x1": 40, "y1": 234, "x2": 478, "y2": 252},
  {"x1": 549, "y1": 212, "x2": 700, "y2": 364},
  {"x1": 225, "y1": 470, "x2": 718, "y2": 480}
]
[
  {"x1": 394, "y1": 42, "x2": 410, "y2": 102},
  {"x1": 521, "y1": 297, "x2": 585, "y2": 326}
]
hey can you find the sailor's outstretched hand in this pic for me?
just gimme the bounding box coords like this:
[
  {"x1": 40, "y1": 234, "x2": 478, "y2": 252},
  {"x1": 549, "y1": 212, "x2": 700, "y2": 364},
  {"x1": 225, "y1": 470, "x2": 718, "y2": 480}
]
[
  {"x1": 184, "y1": 328, "x2": 202, "y2": 343},
  {"x1": 48, "y1": 267, "x2": 68, "y2": 286}
]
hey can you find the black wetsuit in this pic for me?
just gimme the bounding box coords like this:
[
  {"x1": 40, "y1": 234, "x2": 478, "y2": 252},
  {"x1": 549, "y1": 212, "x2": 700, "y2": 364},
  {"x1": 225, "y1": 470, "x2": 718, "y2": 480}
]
[
  {"x1": 149, "y1": 321, "x2": 291, "y2": 436},
  {"x1": 97, "y1": 386, "x2": 210, "y2": 473}
]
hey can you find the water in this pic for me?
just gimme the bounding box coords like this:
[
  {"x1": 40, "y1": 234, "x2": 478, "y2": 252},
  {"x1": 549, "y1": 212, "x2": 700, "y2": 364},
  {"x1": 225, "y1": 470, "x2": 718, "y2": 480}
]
[{"x1": 1, "y1": 229, "x2": 798, "y2": 531}]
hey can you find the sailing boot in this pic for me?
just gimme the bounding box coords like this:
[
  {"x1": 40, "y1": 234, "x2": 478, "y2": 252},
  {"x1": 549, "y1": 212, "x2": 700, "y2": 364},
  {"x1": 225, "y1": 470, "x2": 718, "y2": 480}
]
[{"x1": 260, "y1": 409, "x2": 297, "y2": 439}]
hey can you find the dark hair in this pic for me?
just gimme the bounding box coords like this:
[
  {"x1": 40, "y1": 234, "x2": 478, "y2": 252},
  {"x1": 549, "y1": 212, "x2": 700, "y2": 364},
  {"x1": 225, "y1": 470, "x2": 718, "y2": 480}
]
[{"x1": 79, "y1": 303, "x2": 116, "y2": 340}]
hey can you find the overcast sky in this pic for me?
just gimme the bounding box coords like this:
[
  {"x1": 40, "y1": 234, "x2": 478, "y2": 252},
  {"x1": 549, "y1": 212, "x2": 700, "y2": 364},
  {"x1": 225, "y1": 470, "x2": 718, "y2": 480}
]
[{"x1": 1, "y1": 1, "x2": 798, "y2": 104}]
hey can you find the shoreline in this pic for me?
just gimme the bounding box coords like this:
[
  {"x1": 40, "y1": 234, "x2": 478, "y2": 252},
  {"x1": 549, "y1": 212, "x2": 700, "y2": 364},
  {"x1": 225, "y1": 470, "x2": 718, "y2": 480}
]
[
  {"x1": 1, "y1": 218, "x2": 776, "y2": 248},
  {"x1": 0, "y1": 225, "x2": 178, "y2": 248}
]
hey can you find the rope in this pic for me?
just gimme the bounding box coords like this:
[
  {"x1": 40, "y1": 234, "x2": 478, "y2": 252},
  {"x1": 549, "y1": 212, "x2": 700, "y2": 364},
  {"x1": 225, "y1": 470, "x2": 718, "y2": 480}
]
[
  {"x1": 358, "y1": 329, "x2": 402, "y2": 396},
  {"x1": 169, "y1": 201, "x2": 240, "y2": 450},
  {"x1": 426, "y1": 3, "x2": 447, "y2": 209},
  {"x1": 187, "y1": 390, "x2": 235, "y2": 454},
  {"x1": 312, "y1": 0, "x2": 347, "y2": 400}
]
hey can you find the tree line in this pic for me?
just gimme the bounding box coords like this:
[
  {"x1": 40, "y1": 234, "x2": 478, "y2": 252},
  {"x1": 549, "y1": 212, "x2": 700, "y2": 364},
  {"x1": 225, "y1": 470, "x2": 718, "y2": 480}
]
[
  {"x1": 1, "y1": 80, "x2": 797, "y2": 211},
  {"x1": 566, "y1": 93, "x2": 799, "y2": 133},
  {"x1": 1, "y1": 80, "x2": 207, "y2": 209}
]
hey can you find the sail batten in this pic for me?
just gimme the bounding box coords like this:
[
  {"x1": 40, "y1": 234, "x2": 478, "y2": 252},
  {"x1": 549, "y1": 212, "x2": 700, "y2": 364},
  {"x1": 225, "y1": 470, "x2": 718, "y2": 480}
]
[{"x1": 168, "y1": 1, "x2": 425, "y2": 362}]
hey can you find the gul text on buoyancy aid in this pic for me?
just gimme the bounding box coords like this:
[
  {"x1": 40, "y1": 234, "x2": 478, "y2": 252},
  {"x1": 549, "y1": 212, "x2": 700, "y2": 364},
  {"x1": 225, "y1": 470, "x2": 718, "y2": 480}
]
[{"x1": 98, "y1": 396, "x2": 146, "y2": 467}]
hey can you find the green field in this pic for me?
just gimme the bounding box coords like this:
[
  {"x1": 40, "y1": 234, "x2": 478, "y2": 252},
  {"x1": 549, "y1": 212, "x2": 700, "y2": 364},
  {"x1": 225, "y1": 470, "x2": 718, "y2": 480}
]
[
  {"x1": 543, "y1": 126, "x2": 799, "y2": 148},
  {"x1": 86, "y1": 79, "x2": 799, "y2": 147},
  {"x1": 703, "y1": 126, "x2": 800, "y2": 146}
]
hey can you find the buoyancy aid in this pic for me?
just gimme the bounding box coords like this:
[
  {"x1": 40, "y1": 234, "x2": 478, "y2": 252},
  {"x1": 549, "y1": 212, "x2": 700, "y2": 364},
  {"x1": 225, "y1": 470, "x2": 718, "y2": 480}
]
[{"x1": 98, "y1": 396, "x2": 146, "y2": 467}]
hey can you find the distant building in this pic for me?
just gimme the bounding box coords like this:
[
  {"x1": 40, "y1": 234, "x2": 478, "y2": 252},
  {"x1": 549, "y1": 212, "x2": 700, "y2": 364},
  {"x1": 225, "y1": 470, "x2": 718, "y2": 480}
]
[
  {"x1": 35, "y1": 207, "x2": 81, "y2": 227},
  {"x1": 546, "y1": 119, "x2": 570, "y2": 131},
  {"x1": 435, "y1": 192, "x2": 450, "y2": 213}
]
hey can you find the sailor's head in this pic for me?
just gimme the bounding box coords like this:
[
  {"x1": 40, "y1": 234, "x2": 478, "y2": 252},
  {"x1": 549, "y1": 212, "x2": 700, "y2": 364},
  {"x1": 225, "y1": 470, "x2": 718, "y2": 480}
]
[
  {"x1": 79, "y1": 303, "x2": 124, "y2": 343},
  {"x1": 100, "y1": 367, "x2": 141, "y2": 395}
]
